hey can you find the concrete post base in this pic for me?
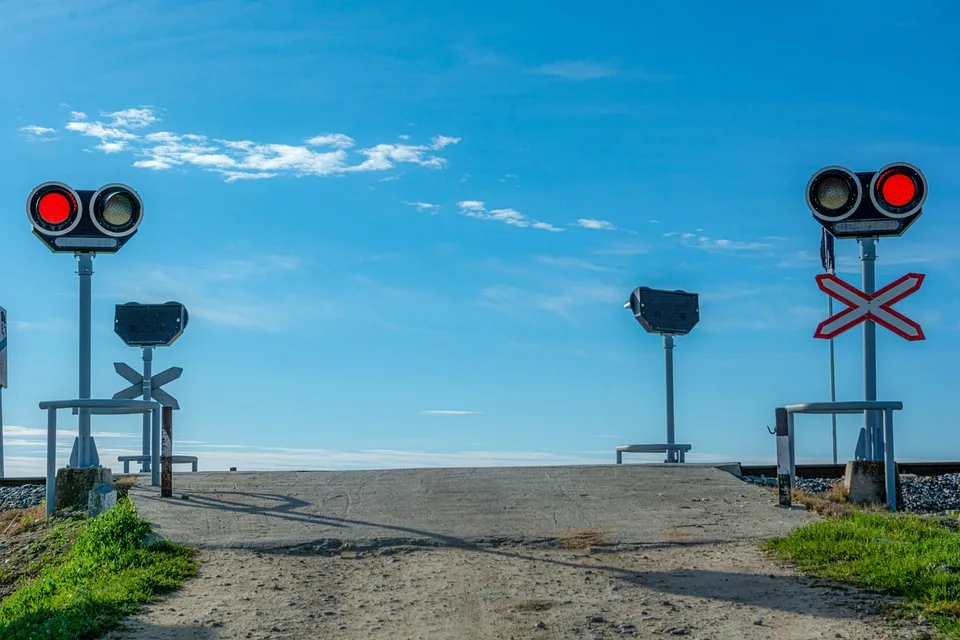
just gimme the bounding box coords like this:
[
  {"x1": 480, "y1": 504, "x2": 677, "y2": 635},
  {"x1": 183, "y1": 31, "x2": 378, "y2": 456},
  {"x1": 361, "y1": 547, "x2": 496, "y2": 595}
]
[
  {"x1": 844, "y1": 460, "x2": 902, "y2": 510},
  {"x1": 55, "y1": 467, "x2": 114, "y2": 512}
]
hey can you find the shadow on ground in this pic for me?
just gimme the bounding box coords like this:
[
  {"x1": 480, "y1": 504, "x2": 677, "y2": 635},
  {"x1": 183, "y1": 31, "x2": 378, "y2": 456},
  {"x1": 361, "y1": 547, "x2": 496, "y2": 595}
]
[{"x1": 100, "y1": 620, "x2": 219, "y2": 639}]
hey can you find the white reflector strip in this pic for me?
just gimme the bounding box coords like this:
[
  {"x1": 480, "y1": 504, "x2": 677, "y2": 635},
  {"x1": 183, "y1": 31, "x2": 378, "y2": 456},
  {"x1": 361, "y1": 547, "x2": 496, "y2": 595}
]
[
  {"x1": 55, "y1": 237, "x2": 119, "y2": 249},
  {"x1": 834, "y1": 220, "x2": 900, "y2": 233}
]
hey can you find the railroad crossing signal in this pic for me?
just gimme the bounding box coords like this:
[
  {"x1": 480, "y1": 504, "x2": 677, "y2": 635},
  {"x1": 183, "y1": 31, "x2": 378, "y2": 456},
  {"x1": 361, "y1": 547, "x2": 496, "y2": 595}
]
[
  {"x1": 626, "y1": 287, "x2": 700, "y2": 335},
  {"x1": 814, "y1": 273, "x2": 925, "y2": 341},
  {"x1": 113, "y1": 362, "x2": 182, "y2": 409},
  {"x1": 115, "y1": 302, "x2": 189, "y2": 348},
  {"x1": 26, "y1": 181, "x2": 143, "y2": 253},
  {"x1": 806, "y1": 162, "x2": 927, "y2": 239}
]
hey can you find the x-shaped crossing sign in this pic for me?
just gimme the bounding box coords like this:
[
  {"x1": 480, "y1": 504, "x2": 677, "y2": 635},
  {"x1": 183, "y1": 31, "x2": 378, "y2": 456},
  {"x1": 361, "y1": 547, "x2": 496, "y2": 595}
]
[
  {"x1": 814, "y1": 272, "x2": 925, "y2": 341},
  {"x1": 113, "y1": 362, "x2": 183, "y2": 409}
]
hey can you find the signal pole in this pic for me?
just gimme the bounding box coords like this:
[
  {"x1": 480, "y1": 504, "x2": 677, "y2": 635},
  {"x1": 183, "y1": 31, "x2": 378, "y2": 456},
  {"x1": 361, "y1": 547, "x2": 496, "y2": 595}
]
[
  {"x1": 861, "y1": 238, "x2": 880, "y2": 460},
  {"x1": 75, "y1": 252, "x2": 98, "y2": 468},
  {"x1": 828, "y1": 292, "x2": 838, "y2": 464}
]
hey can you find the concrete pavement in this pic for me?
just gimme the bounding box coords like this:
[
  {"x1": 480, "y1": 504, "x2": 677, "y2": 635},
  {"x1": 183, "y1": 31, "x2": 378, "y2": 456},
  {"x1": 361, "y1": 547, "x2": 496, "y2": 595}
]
[{"x1": 127, "y1": 463, "x2": 817, "y2": 551}]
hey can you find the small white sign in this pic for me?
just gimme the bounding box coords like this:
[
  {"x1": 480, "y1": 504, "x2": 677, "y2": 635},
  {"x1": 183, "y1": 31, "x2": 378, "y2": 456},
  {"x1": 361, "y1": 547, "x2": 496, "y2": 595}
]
[{"x1": 0, "y1": 306, "x2": 7, "y2": 388}]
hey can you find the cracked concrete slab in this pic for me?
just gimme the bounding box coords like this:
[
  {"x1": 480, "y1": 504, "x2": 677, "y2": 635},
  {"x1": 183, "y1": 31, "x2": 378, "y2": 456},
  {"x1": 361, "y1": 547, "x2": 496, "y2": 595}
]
[{"x1": 126, "y1": 464, "x2": 816, "y2": 551}]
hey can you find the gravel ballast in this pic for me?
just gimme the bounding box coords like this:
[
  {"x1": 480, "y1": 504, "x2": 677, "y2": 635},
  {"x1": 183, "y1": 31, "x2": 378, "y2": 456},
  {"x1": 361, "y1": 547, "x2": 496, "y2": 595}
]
[{"x1": 742, "y1": 474, "x2": 960, "y2": 514}]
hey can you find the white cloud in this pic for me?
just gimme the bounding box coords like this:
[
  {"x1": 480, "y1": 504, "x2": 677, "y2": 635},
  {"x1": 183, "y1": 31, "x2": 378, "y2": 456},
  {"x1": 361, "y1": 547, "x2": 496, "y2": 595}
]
[
  {"x1": 97, "y1": 141, "x2": 129, "y2": 153},
  {"x1": 456, "y1": 201, "x2": 563, "y2": 232},
  {"x1": 43, "y1": 107, "x2": 460, "y2": 182},
  {"x1": 19, "y1": 125, "x2": 57, "y2": 141},
  {"x1": 419, "y1": 410, "x2": 482, "y2": 416},
  {"x1": 458, "y1": 200, "x2": 485, "y2": 212},
  {"x1": 576, "y1": 218, "x2": 617, "y2": 231},
  {"x1": 533, "y1": 60, "x2": 620, "y2": 80},
  {"x1": 404, "y1": 201, "x2": 440, "y2": 214},
  {"x1": 306, "y1": 133, "x2": 355, "y2": 149}
]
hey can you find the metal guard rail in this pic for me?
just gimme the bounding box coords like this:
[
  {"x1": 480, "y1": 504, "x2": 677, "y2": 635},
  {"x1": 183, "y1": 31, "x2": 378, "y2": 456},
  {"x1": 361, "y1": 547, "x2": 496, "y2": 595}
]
[
  {"x1": 39, "y1": 398, "x2": 162, "y2": 517},
  {"x1": 777, "y1": 400, "x2": 903, "y2": 512}
]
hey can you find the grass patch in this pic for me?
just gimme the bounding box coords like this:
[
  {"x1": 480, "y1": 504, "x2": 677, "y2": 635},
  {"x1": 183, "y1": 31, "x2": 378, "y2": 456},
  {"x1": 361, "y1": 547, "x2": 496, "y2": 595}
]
[
  {"x1": 765, "y1": 511, "x2": 960, "y2": 636},
  {"x1": 0, "y1": 497, "x2": 196, "y2": 640}
]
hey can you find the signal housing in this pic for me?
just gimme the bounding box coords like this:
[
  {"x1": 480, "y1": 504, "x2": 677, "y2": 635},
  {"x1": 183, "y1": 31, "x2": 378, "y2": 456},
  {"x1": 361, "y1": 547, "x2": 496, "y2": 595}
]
[
  {"x1": 26, "y1": 182, "x2": 144, "y2": 253},
  {"x1": 807, "y1": 162, "x2": 926, "y2": 239}
]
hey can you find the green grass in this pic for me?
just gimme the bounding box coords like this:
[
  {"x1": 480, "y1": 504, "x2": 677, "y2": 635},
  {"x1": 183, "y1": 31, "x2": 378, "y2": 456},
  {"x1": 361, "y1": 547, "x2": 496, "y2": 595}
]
[
  {"x1": 765, "y1": 512, "x2": 960, "y2": 637},
  {"x1": 0, "y1": 497, "x2": 196, "y2": 640}
]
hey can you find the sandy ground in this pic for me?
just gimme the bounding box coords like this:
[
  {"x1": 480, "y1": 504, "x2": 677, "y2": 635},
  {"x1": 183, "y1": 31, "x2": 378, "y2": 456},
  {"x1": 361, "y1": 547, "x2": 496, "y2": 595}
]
[{"x1": 103, "y1": 538, "x2": 932, "y2": 640}]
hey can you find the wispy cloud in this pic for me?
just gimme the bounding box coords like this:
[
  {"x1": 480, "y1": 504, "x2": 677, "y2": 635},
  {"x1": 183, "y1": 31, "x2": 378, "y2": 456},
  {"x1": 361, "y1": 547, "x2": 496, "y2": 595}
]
[
  {"x1": 479, "y1": 282, "x2": 623, "y2": 319},
  {"x1": 576, "y1": 218, "x2": 617, "y2": 231},
  {"x1": 404, "y1": 201, "x2": 441, "y2": 214},
  {"x1": 457, "y1": 201, "x2": 563, "y2": 232},
  {"x1": 11, "y1": 318, "x2": 72, "y2": 333},
  {"x1": 25, "y1": 107, "x2": 460, "y2": 182},
  {"x1": 534, "y1": 255, "x2": 612, "y2": 272},
  {"x1": 99, "y1": 253, "x2": 337, "y2": 332},
  {"x1": 666, "y1": 231, "x2": 772, "y2": 252},
  {"x1": 419, "y1": 410, "x2": 482, "y2": 416},
  {"x1": 532, "y1": 60, "x2": 621, "y2": 81},
  {"x1": 18, "y1": 125, "x2": 58, "y2": 141},
  {"x1": 592, "y1": 242, "x2": 648, "y2": 256}
]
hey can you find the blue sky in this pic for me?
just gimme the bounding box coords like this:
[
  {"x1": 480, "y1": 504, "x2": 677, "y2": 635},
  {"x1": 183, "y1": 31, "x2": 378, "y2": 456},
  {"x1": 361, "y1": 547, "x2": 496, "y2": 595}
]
[{"x1": 2, "y1": 0, "x2": 959, "y2": 476}]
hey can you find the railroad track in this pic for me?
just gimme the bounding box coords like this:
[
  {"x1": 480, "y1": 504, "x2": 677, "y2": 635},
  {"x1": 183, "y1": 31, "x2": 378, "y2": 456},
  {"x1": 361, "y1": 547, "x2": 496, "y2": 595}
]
[{"x1": 1, "y1": 462, "x2": 959, "y2": 487}]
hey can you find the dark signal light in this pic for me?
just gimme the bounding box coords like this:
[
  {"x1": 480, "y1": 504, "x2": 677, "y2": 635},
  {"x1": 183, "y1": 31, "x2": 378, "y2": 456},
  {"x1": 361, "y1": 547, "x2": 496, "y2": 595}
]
[
  {"x1": 90, "y1": 184, "x2": 143, "y2": 237},
  {"x1": 806, "y1": 166, "x2": 862, "y2": 222}
]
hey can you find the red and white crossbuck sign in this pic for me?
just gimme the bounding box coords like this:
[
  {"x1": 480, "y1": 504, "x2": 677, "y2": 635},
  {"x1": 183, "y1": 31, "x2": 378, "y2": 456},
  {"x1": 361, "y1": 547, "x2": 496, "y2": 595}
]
[{"x1": 814, "y1": 272, "x2": 926, "y2": 341}]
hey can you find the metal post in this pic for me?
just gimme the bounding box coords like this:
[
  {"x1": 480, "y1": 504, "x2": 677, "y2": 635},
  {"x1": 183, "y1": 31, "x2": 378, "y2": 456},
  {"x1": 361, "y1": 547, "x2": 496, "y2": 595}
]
[
  {"x1": 151, "y1": 407, "x2": 161, "y2": 487},
  {"x1": 161, "y1": 406, "x2": 173, "y2": 498},
  {"x1": 46, "y1": 407, "x2": 56, "y2": 517},
  {"x1": 883, "y1": 408, "x2": 897, "y2": 512},
  {"x1": 141, "y1": 347, "x2": 153, "y2": 472},
  {"x1": 0, "y1": 388, "x2": 4, "y2": 479},
  {"x1": 860, "y1": 239, "x2": 880, "y2": 461},
  {"x1": 787, "y1": 411, "x2": 796, "y2": 480},
  {"x1": 775, "y1": 407, "x2": 792, "y2": 508},
  {"x1": 828, "y1": 295, "x2": 838, "y2": 465},
  {"x1": 76, "y1": 252, "x2": 98, "y2": 468},
  {"x1": 663, "y1": 333, "x2": 676, "y2": 463}
]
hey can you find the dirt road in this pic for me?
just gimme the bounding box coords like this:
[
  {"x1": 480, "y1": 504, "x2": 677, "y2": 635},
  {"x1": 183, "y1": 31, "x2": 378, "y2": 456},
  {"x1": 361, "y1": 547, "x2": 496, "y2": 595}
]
[
  {"x1": 107, "y1": 466, "x2": 932, "y2": 639},
  {"x1": 104, "y1": 536, "x2": 928, "y2": 640}
]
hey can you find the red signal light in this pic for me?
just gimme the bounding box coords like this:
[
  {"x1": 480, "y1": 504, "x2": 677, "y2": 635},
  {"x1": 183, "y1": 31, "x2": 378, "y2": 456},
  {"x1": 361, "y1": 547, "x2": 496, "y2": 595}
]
[
  {"x1": 869, "y1": 162, "x2": 927, "y2": 218},
  {"x1": 878, "y1": 171, "x2": 916, "y2": 207},
  {"x1": 37, "y1": 191, "x2": 76, "y2": 225},
  {"x1": 26, "y1": 182, "x2": 83, "y2": 236}
]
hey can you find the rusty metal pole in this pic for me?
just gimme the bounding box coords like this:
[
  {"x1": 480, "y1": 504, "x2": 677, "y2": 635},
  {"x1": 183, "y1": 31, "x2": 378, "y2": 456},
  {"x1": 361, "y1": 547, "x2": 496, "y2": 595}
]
[
  {"x1": 161, "y1": 406, "x2": 173, "y2": 498},
  {"x1": 775, "y1": 407, "x2": 792, "y2": 508}
]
